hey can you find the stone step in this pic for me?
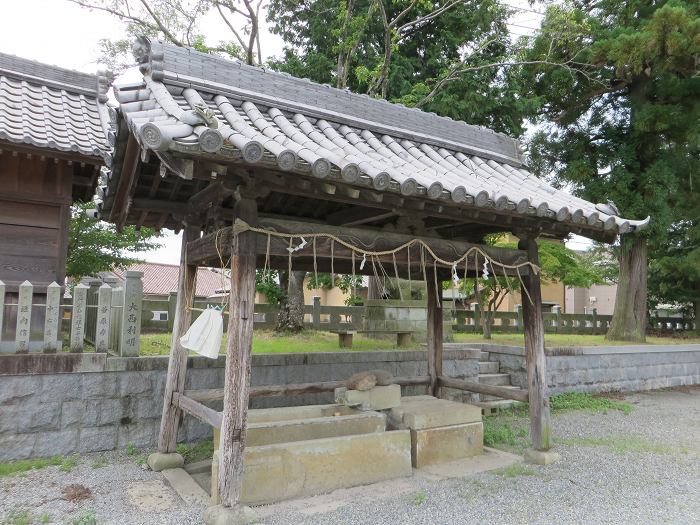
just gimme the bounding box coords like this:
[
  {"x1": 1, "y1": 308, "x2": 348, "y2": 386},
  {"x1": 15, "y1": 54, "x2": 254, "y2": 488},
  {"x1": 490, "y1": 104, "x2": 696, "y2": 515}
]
[
  {"x1": 473, "y1": 399, "x2": 518, "y2": 416},
  {"x1": 478, "y1": 351, "x2": 490, "y2": 360},
  {"x1": 477, "y1": 373, "x2": 512, "y2": 386},
  {"x1": 479, "y1": 361, "x2": 499, "y2": 374}
]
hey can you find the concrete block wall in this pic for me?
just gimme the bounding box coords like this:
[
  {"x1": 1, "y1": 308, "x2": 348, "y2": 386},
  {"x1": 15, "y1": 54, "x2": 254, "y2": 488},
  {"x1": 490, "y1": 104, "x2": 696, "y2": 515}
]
[
  {"x1": 0, "y1": 348, "x2": 480, "y2": 461},
  {"x1": 481, "y1": 344, "x2": 700, "y2": 394}
]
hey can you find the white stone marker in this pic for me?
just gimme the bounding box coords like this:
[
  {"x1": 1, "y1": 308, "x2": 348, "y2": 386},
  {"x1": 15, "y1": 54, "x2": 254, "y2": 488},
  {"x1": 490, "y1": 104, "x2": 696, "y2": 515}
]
[
  {"x1": 15, "y1": 280, "x2": 32, "y2": 353},
  {"x1": 119, "y1": 271, "x2": 143, "y2": 356},
  {"x1": 70, "y1": 283, "x2": 88, "y2": 352},
  {"x1": 95, "y1": 283, "x2": 112, "y2": 352},
  {"x1": 43, "y1": 282, "x2": 61, "y2": 352}
]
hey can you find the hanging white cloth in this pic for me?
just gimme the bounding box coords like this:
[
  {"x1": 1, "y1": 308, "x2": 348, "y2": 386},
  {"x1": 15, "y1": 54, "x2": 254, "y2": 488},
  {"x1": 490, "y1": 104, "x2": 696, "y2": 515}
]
[{"x1": 180, "y1": 306, "x2": 223, "y2": 359}]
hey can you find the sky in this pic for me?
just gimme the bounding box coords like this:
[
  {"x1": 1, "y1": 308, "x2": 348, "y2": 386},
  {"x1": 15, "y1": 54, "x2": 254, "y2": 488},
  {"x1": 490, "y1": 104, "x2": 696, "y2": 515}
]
[{"x1": 0, "y1": 0, "x2": 591, "y2": 265}]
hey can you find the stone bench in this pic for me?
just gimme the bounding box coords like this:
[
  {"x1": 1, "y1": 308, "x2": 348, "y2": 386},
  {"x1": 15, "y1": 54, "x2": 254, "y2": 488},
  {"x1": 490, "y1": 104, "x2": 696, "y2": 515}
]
[{"x1": 330, "y1": 330, "x2": 415, "y2": 348}]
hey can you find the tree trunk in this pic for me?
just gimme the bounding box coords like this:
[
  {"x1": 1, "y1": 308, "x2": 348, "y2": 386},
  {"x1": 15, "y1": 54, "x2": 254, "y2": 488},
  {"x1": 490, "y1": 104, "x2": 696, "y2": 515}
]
[
  {"x1": 694, "y1": 296, "x2": 700, "y2": 336},
  {"x1": 482, "y1": 309, "x2": 493, "y2": 339},
  {"x1": 606, "y1": 234, "x2": 648, "y2": 342},
  {"x1": 275, "y1": 270, "x2": 307, "y2": 332}
]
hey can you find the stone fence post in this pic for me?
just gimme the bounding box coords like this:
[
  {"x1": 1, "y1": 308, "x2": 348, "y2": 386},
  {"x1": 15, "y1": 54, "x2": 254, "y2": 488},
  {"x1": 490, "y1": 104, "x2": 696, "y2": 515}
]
[
  {"x1": 515, "y1": 304, "x2": 523, "y2": 331},
  {"x1": 70, "y1": 283, "x2": 88, "y2": 352},
  {"x1": 119, "y1": 271, "x2": 143, "y2": 356},
  {"x1": 43, "y1": 282, "x2": 61, "y2": 353},
  {"x1": 16, "y1": 280, "x2": 32, "y2": 353},
  {"x1": 552, "y1": 305, "x2": 562, "y2": 333},
  {"x1": 0, "y1": 280, "x2": 5, "y2": 348},
  {"x1": 591, "y1": 307, "x2": 598, "y2": 334},
  {"x1": 472, "y1": 303, "x2": 481, "y2": 331},
  {"x1": 312, "y1": 296, "x2": 321, "y2": 330},
  {"x1": 96, "y1": 283, "x2": 112, "y2": 353}
]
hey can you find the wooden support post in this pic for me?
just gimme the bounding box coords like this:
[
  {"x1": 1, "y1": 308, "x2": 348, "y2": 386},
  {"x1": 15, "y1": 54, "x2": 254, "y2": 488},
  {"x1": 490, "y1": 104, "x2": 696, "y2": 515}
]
[
  {"x1": 157, "y1": 223, "x2": 201, "y2": 453},
  {"x1": 426, "y1": 273, "x2": 443, "y2": 398},
  {"x1": 518, "y1": 235, "x2": 552, "y2": 451},
  {"x1": 218, "y1": 196, "x2": 258, "y2": 508}
]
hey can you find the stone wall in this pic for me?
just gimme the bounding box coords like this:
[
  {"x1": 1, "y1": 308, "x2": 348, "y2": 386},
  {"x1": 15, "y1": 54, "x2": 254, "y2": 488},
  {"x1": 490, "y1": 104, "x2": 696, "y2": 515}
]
[
  {"x1": 0, "y1": 349, "x2": 480, "y2": 461},
  {"x1": 482, "y1": 344, "x2": 700, "y2": 394}
]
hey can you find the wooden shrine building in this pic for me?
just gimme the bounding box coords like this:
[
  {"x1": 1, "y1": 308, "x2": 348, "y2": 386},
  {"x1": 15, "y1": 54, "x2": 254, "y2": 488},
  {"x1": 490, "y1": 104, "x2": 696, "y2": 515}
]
[
  {"x1": 99, "y1": 37, "x2": 648, "y2": 521},
  {"x1": 0, "y1": 53, "x2": 111, "y2": 292}
]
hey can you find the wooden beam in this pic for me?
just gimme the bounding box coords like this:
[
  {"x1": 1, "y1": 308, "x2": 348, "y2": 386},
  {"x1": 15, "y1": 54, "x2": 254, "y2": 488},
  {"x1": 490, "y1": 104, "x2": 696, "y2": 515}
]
[
  {"x1": 518, "y1": 235, "x2": 552, "y2": 451},
  {"x1": 218, "y1": 196, "x2": 258, "y2": 508},
  {"x1": 157, "y1": 223, "x2": 201, "y2": 453},
  {"x1": 188, "y1": 181, "x2": 234, "y2": 214},
  {"x1": 173, "y1": 392, "x2": 222, "y2": 428},
  {"x1": 426, "y1": 272, "x2": 443, "y2": 398},
  {"x1": 438, "y1": 376, "x2": 529, "y2": 403},
  {"x1": 184, "y1": 376, "x2": 431, "y2": 402},
  {"x1": 326, "y1": 206, "x2": 398, "y2": 227},
  {"x1": 186, "y1": 217, "x2": 530, "y2": 277}
]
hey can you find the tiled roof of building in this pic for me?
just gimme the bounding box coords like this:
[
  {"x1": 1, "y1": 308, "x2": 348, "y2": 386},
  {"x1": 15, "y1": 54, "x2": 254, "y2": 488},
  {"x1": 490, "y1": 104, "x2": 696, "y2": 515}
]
[
  {"x1": 0, "y1": 52, "x2": 111, "y2": 158},
  {"x1": 105, "y1": 37, "x2": 648, "y2": 239},
  {"x1": 112, "y1": 262, "x2": 227, "y2": 297}
]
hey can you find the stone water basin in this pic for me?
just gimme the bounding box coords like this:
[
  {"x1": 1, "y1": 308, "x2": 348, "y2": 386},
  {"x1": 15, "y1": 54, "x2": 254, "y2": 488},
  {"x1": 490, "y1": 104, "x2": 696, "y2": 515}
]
[{"x1": 206, "y1": 404, "x2": 413, "y2": 505}]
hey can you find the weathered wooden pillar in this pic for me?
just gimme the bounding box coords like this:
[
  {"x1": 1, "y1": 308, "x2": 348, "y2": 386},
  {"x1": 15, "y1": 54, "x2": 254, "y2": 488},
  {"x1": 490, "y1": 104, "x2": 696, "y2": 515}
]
[
  {"x1": 518, "y1": 235, "x2": 554, "y2": 458},
  {"x1": 426, "y1": 274, "x2": 443, "y2": 398},
  {"x1": 218, "y1": 196, "x2": 258, "y2": 508},
  {"x1": 155, "y1": 222, "x2": 201, "y2": 456}
]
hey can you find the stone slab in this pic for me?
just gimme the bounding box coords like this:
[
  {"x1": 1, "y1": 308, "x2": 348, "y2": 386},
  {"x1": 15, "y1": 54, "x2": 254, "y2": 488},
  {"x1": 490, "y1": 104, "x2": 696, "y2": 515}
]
[
  {"x1": 161, "y1": 467, "x2": 209, "y2": 505},
  {"x1": 524, "y1": 448, "x2": 561, "y2": 465},
  {"x1": 203, "y1": 504, "x2": 257, "y2": 525},
  {"x1": 239, "y1": 430, "x2": 413, "y2": 505},
  {"x1": 213, "y1": 412, "x2": 386, "y2": 448},
  {"x1": 339, "y1": 384, "x2": 402, "y2": 410},
  {"x1": 391, "y1": 396, "x2": 481, "y2": 430},
  {"x1": 411, "y1": 422, "x2": 483, "y2": 468}
]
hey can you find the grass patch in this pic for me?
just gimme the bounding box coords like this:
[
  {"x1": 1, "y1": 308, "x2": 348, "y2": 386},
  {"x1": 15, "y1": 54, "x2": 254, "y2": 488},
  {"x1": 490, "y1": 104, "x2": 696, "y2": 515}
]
[
  {"x1": 125, "y1": 444, "x2": 139, "y2": 456},
  {"x1": 495, "y1": 463, "x2": 537, "y2": 478},
  {"x1": 91, "y1": 456, "x2": 108, "y2": 469},
  {"x1": 560, "y1": 436, "x2": 676, "y2": 455},
  {"x1": 549, "y1": 392, "x2": 632, "y2": 414},
  {"x1": 58, "y1": 455, "x2": 79, "y2": 473},
  {"x1": 139, "y1": 329, "x2": 402, "y2": 356},
  {"x1": 453, "y1": 332, "x2": 700, "y2": 347},
  {"x1": 2, "y1": 508, "x2": 33, "y2": 525},
  {"x1": 177, "y1": 440, "x2": 215, "y2": 464},
  {"x1": 408, "y1": 491, "x2": 428, "y2": 505},
  {"x1": 483, "y1": 417, "x2": 529, "y2": 454},
  {"x1": 0, "y1": 456, "x2": 65, "y2": 478},
  {"x1": 71, "y1": 510, "x2": 96, "y2": 525}
]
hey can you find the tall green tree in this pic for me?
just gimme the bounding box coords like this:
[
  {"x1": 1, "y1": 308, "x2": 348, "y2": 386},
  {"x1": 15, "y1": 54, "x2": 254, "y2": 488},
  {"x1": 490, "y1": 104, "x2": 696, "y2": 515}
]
[
  {"x1": 521, "y1": 0, "x2": 700, "y2": 341},
  {"x1": 68, "y1": 202, "x2": 163, "y2": 280},
  {"x1": 267, "y1": 0, "x2": 531, "y2": 136}
]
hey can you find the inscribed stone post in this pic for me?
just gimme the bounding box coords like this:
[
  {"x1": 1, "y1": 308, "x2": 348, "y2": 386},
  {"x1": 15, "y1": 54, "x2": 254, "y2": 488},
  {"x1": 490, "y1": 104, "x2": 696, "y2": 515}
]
[
  {"x1": 15, "y1": 280, "x2": 32, "y2": 353},
  {"x1": 120, "y1": 271, "x2": 143, "y2": 356},
  {"x1": 70, "y1": 284, "x2": 88, "y2": 352},
  {"x1": 95, "y1": 283, "x2": 112, "y2": 352},
  {"x1": 43, "y1": 282, "x2": 61, "y2": 352},
  {"x1": 0, "y1": 280, "x2": 5, "y2": 346}
]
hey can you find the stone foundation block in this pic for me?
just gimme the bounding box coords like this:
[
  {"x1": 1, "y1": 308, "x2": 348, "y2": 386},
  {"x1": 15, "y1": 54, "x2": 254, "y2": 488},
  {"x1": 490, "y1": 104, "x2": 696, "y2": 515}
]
[
  {"x1": 147, "y1": 452, "x2": 184, "y2": 472},
  {"x1": 203, "y1": 504, "x2": 256, "y2": 525},
  {"x1": 391, "y1": 396, "x2": 481, "y2": 430},
  {"x1": 239, "y1": 430, "x2": 412, "y2": 505},
  {"x1": 340, "y1": 384, "x2": 401, "y2": 410},
  {"x1": 411, "y1": 422, "x2": 483, "y2": 468},
  {"x1": 524, "y1": 448, "x2": 560, "y2": 465}
]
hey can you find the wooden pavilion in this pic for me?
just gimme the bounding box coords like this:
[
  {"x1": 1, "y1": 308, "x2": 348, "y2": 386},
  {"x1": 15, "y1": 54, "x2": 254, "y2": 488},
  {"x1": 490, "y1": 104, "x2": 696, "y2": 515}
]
[
  {"x1": 100, "y1": 37, "x2": 648, "y2": 520},
  {"x1": 0, "y1": 53, "x2": 111, "y2": 292}
]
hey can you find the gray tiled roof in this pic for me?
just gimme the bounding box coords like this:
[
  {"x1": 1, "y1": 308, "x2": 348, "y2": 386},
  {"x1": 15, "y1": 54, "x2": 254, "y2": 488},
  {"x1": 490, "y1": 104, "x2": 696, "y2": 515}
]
[
  {"x1": 113, "y1": 37, "x2": 648, "y2": 236},
  {"x1": 0, "y1": 53, "x2": 111, "y2": 158}
]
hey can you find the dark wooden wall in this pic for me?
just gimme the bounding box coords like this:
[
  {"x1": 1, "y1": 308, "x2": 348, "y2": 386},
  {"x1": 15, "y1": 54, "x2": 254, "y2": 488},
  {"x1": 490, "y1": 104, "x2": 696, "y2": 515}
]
[{"x1": 0, "y1": 151, "x2": 73, "y2": 291}]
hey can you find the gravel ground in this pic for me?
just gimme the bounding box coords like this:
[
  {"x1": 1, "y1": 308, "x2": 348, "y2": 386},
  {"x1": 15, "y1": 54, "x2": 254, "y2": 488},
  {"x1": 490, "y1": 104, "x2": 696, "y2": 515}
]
[{"x1": 1, "y1": 387, "x2": 698, "y2": 525}]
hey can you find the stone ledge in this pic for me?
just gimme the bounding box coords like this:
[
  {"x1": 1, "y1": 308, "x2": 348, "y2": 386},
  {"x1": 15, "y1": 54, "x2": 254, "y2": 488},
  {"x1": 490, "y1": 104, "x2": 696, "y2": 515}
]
[{"x1": 0, "y1": 353, "x2": 107, "y2": 376}]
